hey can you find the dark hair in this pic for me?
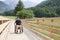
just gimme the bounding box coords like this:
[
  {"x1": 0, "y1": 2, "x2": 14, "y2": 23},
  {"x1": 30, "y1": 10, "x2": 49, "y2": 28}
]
[{"x1": 17, "y1": 16, "x2": 20, "y2": 19}]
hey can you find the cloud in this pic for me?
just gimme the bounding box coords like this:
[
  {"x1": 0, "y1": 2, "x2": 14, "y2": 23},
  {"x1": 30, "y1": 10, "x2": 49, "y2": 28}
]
[
  {"x1": 0, "y1": 0, "x2": 45, "y2": 8},
  {"x1": 0, "y1": 0, "x2": 5, "y2": 1},
  {"x1": 22, "y1": 0, "x2": 45, "y2": 3},
  {"x1": 0, "y1": 0, "x2": 45, "y2": 4},
  {"x1": 3, "y1": 0, "x2": 19, "y2": 4}
]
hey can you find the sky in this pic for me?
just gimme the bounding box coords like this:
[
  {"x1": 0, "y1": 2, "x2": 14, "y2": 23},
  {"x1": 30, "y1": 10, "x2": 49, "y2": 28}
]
[
  {"x1": 0, "y1": 0, "x2": 45, "y2": 3},
  {"x1": 0, "y1": 0, "x2": 45, "y2": 8},
  {"x1": 22, "y1": 0, "x2": 45, "y2": 3}
]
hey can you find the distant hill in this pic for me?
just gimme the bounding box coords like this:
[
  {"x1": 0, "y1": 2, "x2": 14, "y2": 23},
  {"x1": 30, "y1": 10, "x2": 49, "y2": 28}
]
[
  {"x1": 29, "y1": 0, "x2": 60, "y2": 17},
  {"x1": 0, "y1": 1, "x2": 10, "y2": 13},
  {"x1": 4, "y1": 0, "x2": 19, "y2": 9},
  {"x1": 36, "y1": 0, "x2": 60, "y2": 7}
]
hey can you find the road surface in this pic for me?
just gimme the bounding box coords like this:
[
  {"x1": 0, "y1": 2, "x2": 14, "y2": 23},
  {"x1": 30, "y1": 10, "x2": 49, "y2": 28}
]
[{"x1": 1, "y1": 20, "x2": 45, "y2": 40}]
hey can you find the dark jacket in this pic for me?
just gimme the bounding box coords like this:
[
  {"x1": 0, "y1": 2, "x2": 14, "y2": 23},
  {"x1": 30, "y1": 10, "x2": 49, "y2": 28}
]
[{"x1": 15, "y1": 20, "x2": 22, "y2": 25}]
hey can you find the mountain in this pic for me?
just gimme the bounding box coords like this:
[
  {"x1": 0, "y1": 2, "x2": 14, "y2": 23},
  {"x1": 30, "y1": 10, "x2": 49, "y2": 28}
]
[
  {"x1": 36, "y1": 0, "x2": 60, "y2": 7},
  {"x1": 29, "y1": 0, "x2": 60, "y2": 17},
  {"x1": 0, "y1": 1, "x2": 10, "y2": 13},
  {"x1": 4, "y1": 0, "x2": 19, "y2": 9}
]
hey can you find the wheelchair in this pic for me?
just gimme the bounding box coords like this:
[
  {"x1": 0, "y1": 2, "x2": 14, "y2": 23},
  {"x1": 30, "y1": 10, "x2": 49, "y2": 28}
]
[{"x1": 15, "y1": 25, "x2": 23, "y2": 33}]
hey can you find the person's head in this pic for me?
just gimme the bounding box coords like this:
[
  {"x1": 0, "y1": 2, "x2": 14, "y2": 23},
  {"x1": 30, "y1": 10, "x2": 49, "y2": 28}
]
[{"x1": 17, "y1": 17, "x2": 20, "y2": 20}]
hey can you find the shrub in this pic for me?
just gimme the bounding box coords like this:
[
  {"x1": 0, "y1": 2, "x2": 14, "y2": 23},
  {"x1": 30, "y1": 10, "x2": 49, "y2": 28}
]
[{"x1": 16, "y1": 9, "x2": 34, "y2": 19}]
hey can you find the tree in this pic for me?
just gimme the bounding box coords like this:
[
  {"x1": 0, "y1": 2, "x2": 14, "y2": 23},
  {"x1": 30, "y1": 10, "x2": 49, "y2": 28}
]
[
  {"x1": 56, "y1": 7, "x2": 60, "y2": 16},
  {"x1": 3, "y1": 10, "x2": 15, "y2": 16},
  {"x1": 16, "y1": 9, "x2": 34, "y2": 19},
  {"x1": 14, "y1": 0, "x2": 24, "y2": 15}
]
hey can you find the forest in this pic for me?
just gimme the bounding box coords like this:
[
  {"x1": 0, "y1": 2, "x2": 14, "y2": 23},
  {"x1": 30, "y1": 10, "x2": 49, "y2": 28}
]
[{"x1": 29, "y1": 0, "x2": 60, "y2": 17}]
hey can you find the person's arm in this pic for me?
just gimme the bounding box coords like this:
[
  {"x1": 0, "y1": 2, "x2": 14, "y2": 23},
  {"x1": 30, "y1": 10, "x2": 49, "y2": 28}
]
[
  {"x1": 14, "y1": 20, "x2": 16, "y2": 25},
  {"x1": 20, "y1": 20, "x2": 22, "y2": 25}
]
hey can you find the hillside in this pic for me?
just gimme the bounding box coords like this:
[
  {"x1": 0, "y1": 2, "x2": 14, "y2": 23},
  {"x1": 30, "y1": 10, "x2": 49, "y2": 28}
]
[
  {"x1": 30, "y1": 0, "x2": 60, "y2": 17},
  {"x1": 0, "y1": 1, "x2": 10, "y2": 13},
  {"x1": 0, "y1": 1, "x2": 9, "y2": 13},
  {"x1": 37, "y1": 0, "x2": 60, "y2": 7}
]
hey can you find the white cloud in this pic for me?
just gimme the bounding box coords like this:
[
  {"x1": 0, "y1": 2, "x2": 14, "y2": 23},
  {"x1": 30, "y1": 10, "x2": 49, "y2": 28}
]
[
  {"x1": 0, "y1": 0, "x2": 5, "y2": 1},
  {"x1": 21, "y1": 0, "x2": 45, "y2": 8},
  {"x1": 0, "y1": 0, "x2": 45, "y2": 4},
  {"x1": 22, "y1": 0, "x2": 45, "y2": 3},
  {"x1": 0, "y1": 0, "x2": 45, "y2": 8}
]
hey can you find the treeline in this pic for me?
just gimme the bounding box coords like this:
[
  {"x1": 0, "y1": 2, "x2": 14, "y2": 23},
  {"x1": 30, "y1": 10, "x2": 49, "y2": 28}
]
[
  {"x1": 1, "y1": 0, "x2": 60, "y2": 18},
  {"x1": 2, "y1": 10, "x2": 15, "y2": 16},
  {"x1": 29, "y1": 0, "x2": 60, "y2": 17}
]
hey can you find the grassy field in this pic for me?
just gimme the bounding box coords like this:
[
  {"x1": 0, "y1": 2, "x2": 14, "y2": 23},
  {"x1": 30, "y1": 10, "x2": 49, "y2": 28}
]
[
  {"x1": 4, "y1": 16, "x2": 16, "y2": 19},
  {"x1": 39, "y1": 19, "x2": 60, "y2": 29},
  {"x1": 26, "y1": 18, "x2": 60, "y2": 40}
]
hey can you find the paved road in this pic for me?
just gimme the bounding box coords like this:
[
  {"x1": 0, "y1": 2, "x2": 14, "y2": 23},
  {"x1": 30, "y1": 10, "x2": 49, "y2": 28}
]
[{"x1": 4, "y1": 20, "x2": 44, "y2": 40}]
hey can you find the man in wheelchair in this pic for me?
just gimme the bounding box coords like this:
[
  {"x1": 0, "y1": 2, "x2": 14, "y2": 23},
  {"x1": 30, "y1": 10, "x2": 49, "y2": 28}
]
[{"x1": 14, "y1": 17, "x2": 23, "y2": 33}]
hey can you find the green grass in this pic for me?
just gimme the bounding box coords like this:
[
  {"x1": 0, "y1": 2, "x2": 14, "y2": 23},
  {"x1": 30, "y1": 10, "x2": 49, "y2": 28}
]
[
  {"x1": 54, "y1": 19, "x2": 60, "y2": 23},
  {"x1": 39, "y1": 24, "x2": 60, "y2": 35},
  {"x1": 43, "y1": 24, "x2": 60, "y2": 29},
  {"x1": 33, "y1": 26, "x2": 59, "y2": 40},
  {"x1": 28, "y1": 19, "x2": 60, "y2": 35},
  {"x1": 29, "y1": 26, "x2": 57, "y2": 40},
  {"x1": 4, "y1": 16, "x2": 16, "y2": 19},
  {"x1": 28, "y1": 18, "x2": 60, "y2": 35},
  {"x1": 44, "y1": 20, "x2": 60, "y2": 23},
  {"x1": 27, "y1": 18, "x2": 60, "y2": 40}
]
